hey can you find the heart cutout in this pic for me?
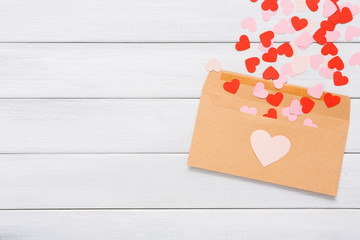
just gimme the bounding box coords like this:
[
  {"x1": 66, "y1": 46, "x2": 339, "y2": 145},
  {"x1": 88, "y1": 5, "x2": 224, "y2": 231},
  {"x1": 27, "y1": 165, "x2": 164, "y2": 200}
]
[
  {"x1": 245, "y1": 57, "x2": 260, "y2": 73},
  {"x1": 277, "y1": 42, "x2": 293, "y2": 57},
  {"x1": 324, "y1": 93, "x2": 340, "y2": 108},
  {"x1": 300, "y1": 97, "x2": 315, "y2": 114},
  {"x1": 263, "y1": 108, "x2": 277, "y2": 119},
  {"x1": 328, "y1": 56, "x2": 344, "y2": 70},
  {"x1": 266, "y1": 92, "x2": 283, "y2": 107},
  {"x1": 263, "y1": 66, "x2": 279, "y2": 80},
  {"x1": 306, "y1": 0, "x2": 319, "y2": 12},
  {"x1": 291, "y1": 16, "x2": 308, "y2": 31},
  {"x1": 223, "y1": 79, "x2": 240, "y2": 94},
  {"x1": 307, "y1": 84, "x2": 324, "y2": 99},
  {"x1": 260, "y1": 31, "x2": 275, "y2": 48},
  {"x1": 253, "y1": 82, "x2": 269, "y2": 98},
  {"x1": 321, "y1": 42, "x2": 338, "y2": 56},
  {"x1": 235, "y1": 35, "x2": 250, "y2": 51},
  {"x1": 205, "y1": 58, "x2": 222, "y2": 72},
  {"x1": 241, "y1": 17, "x2": 257, "y2": 32},
  {"x1": 333, "y1": 71, "x2": 348, "y2": 86},
  {"x1": 262, "y1": 47, "x2": 278, "y2": 62},
  {"x1": 240, "y1": 106, "x2": 258, "y2": 115}
]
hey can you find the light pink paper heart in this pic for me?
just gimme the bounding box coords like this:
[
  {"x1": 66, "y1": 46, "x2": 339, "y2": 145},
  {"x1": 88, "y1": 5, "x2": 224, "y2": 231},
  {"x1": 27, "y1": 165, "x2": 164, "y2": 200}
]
[
  {"x1": 273, "y1": 74, "x2": 288, "y2": 89},
  {"x1": 241, "y1": 17, "x2": 257, "y2": 32},
  {"x1": 295, "y1": 0, "x2": 306, "y2": 12},
  {"x1": 273, "y1": 19, "x2": 291, "y2": 34},
  {"x1": 282, "y1": 107, "x2": 297, "y2": 121},
  {"x1": 262, "y1": 10, "x2": 277, "y2": 21},
  {"x1": 307, "y1": 84, "x2": 324, "y2": 99},
  {"x1": 205, "y1": 58, "x2": 222, "y2": 72},
  {"x1": 294, "y1": 32, "x2": 314, "y2": 49},
  {"x1": 289, "y1": 41, "x2": 298, "y2": 55},
  {"x1": 325, "y1": 30, "x2": 340, "y2": 42},
  {"x1": 319, "y1": 67, "x2": 335, "y2": 79},
  {"x1": 349, "y1": 52, "x2": 360, "y2": 66},
  {"x1": 280, "y1": 0, "x2": 295, "y2": 16},
  {"x1": 289, "y1": 99, "x2": 303, "y2": 115},
  {"x1": 303, "y1": 18, "x2": 315, "y2": 33},
  {"x1": 251, "y1": 130, "x2": 291, "y2": 167},
  {"x1": 281, "y1": 63, "x2": 296, "y2": 77},
  {"x1": 253, "y1": 82, "x2": 269, "y2": 98},
  {"x1": 340, "y1": 3, "x2": 360, "y2": 16},
  {"x1": 345, "y1": 26, "x2": 360, "y2": 41},
  {"x1": 303, "y1": 118, "x2": 318, "y2": 128},
  {"x1": 310, "y1": 54, "x2": 325, "y2": 70},
  {"x1": 323, "y1": 0, "x2": 337, "y2": 17},
  {"x1": 287, "y1": 20, "x2": 296, "y2": 34},
  {"x1": 240, "y1": 106, "x2": 258, "y2": 115},
  {"x1": 291, "y1": 56, "x2": 309, "y2": 75}
]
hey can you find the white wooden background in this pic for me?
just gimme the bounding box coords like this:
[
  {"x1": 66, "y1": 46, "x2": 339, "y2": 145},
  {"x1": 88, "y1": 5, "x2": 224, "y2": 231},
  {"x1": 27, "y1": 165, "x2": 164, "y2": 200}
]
[{"x1": 0, "y1": 0, "x2": 359, "y2": 239}]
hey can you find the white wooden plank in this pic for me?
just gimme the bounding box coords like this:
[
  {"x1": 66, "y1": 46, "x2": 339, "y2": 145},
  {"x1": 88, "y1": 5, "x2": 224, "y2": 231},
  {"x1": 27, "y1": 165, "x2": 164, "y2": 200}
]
[
  {"x1": 0, "y1": 43, "x2": 359, "y2": 98},
  {"x1": 0, "y1": 154, "x2": 359, "y2": 209},
  {"x1": 0, "y1": 210, "x2": 358, "y2": 239},
  {"x1": 0, "y1": 99, "x2": 358, "y2": 153},
  {"x1": 0, "y1": 0, "x2": 359, "y2": 42}
]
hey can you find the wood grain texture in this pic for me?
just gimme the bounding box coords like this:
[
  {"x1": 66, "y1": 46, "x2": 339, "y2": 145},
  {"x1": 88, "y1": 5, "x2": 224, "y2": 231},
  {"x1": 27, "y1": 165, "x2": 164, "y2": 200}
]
[
  {"x1": 0, "y1": 99, "x2": 358, "y2": 153},
  {"x1": 0, "y1": 43, "x2": 359, "y2": 98},
  {"x1": 0, "y1": 0, "x2": 359, "y2": 42},
  {"x1": 0, "y1": 210, "x2": 359, "y2": 239},
  {"x1": 0, "y1": 154, "x2": 358, "y2": 209}
]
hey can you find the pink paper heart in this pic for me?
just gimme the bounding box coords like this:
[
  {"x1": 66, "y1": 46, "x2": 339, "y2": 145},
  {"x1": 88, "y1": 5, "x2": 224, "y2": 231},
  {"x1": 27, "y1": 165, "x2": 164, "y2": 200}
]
[
  {"x1": 282, "y1": 107, "x2": 297, "y2": 121},
  {"x1": 241, "y1": 17, "x2": 257, "y2": 32},
  {"x1": 262, "y1": 10, "x2": 277, "y2": 21},
  {"x1": 289, "y1": 99, "x2": 303, "y2": 115},
  {"x1": 340, "y1": 2, "x2": 360, "y2": 16},
  {"x1": 273, "y1": 19, "x2": 291, "y2": 34},
  {"x1": 323, "y1": 0, "x2": 337, "y2": 18},
  {"x1": 281, "y1": 63, "x2": 296, "y2": 77},
  {"x1": 310, "y1": 54, "x2": 325, "y2": 70},
  {"x1": 303, "y1": 18, "x2": 315, "y2": 33},
  {"x1": 251, "y1": 130, "x2": 291, "y2": 167},
  {"x1": 345, "y1": 26, "x2": 360, "y2": 41},
  {"x1": 319, "y1": 67, "x2": 335, "y2": 79},
  {"x1": 294, "y1": 32, "x2": 314, "y2": 49},
  {"x1": 253, "y1": 82, "x2": 269, "y2": 98},
  {"x1": 273, "y1": 74, "x2": 288, "y2": 89},
  {"x1": 287, "y1": 19, "x2": 296, "y2": 33},
  {"x1": 349, "y1": 52, "x2": 360, "y2": 66},
  {"x1": 325, "y1": 30, "x2": 340, "y2": 42},
  {"x1": 307, "y1": 84, "x2": 324, "y2": 99},
  {"x1": 295, "y1": 0, "x2": 306, "y2": 12},
  {"x1": 303, "y1": 118, "x2": 318, "y2": 128},
  {"x1": 240, "y1": 106, "x2": 258, "y2": 115},
  {"x1": 290, "y1": 56, "x2": 309, "y2": 75},
  {"x1": 205, "y1": 58, "x2": 222, "y2": 72},
  {"x1": 280, "y1": 0, "x2": 295, "y2": 16}
]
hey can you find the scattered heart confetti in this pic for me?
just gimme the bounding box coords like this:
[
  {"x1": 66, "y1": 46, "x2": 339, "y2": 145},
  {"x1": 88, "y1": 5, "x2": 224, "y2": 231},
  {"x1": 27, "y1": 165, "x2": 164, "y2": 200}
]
[
  {"x1": 307, "y1": 84, "x2": 324, "y2": 99},
  {"x1": 280, "y1": 0, "x2": 295, "y2": 16},
  {"x1": 241, "y1": 17, "x2": 257, "y2": 32},
  {"x1": 303, "y1": 118, "x2": 318, "y2": 128},
  {"x1": 273, "y1": 19, "x2": 292, "y2": 34},
  {"x1": 289, "y1": 99, "x2": 303, "y2": 115},
  {"x1": 333, "y1": 71, "x2": 349, "y2": 86},
  {"x1": 300, "y1": 97, "x2": 315, "y2": 113},
  {"x1": 205, "y1": 58, "x2": 222, "y2": 72},
  {"x1": 251, "y1": 129, "x2": 291, "y2": 167},
  {"x1": 261, "y1": 0, "x2": 279, "y2": 11},
  {"x1": 328, "y1": 56, "x2": 344, "y2": 71},
  {"x1": 253, "y1": 82, "x2": 269, "y2": 98},
  {"x1": 303, "y1": 18, "x2": 315, "y2": 32},
  {"x1": 263, "y1": 66, "x2": 280, "y2": 80},
  {"x1": 263, "y1": 108, "x2": 278, "y2": 119},
  {"x1": 319, "y1": 66, "x2": 336, "y2": 79},
  {"x1": 323, "y1": 0, "x2": 338, "y2": 18},
  {"x1": 349, "y1": 52, "x2": 360, "y2": 66},
  {"x1": 260, "y1": 31, "x2": 275, "y2": 48},
  {"x1": 235, "y1": 35, "x2": 250, "y2": 51},
  {"x1": 277, "y1": 42, "x2": 294, "y2": 57},
  {"x1": 310, "y1": 54, "x2": 325, "y2": 70},
  {"x1": 290, "y1": 56, "x2": 309, "y2": 75},
  {"x1": 262, "y1": 10, "x2": 278, "y2": 21},
  {"x1": 294, "y1": 32, "x2": 314, "y2": 49},
  {"x1": 340, "y1": 2, "x2": 360, "y2": 16},
  {"x1": 324, "y1": 93, "x2": 340, "y2": 108},
  {"x1": 223, "y1": 79, "x2": 240, "y2": 94},
  {"x1": 266, "y1": 92, "x2": 283, "y2": 106},
  {"x1": 321, "y1": 42, "x2": 338, "y2": 56},
  {"x1": 262, "y1": 47, "x2": 278, "y2": 62},
  {"x1": 295, "y1": 0, "x2": 307, "y2": 12},
  {"x1": 281, "y1": 63, "x2": 296, "y2": 77},
  {"x1": 282, "y1": 107, "x2": 298, "y2": 121},
  {"x1": 325, "y1": 30, "x2": 341, "y2": 42},
  {"x1": 338, "y1": 7, "x2": 353, "y2": 24},
  {"x1": 240, "y1": 106, "x2": 258, "y2": 115},
  {"x1": 345, "y1": 26, "x2": 360, "y2": 41},
  {"x1": 273, "y1": 74, "x2": 288, "y2": 89},
  {"x1": 245, "y1": 57, "x2": 260, "y2": 73},
  {"x1": 306, "y1": 0, "x2": 320, "y2": 12},
  {"x1": 291, "y1": 16, "x2": 308, "y2": 31},
  {"x1": 313, "y1": 28, "x2": 327, "y2": 45}
]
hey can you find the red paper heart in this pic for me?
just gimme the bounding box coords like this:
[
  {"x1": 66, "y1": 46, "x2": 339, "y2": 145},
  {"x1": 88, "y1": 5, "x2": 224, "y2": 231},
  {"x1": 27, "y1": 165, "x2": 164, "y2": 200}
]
[
  {"x1": 339, "y1": 7, "x2": 353, "y2": 24},
  {"x1": 235, "y1": 35, "x2": 250, "y2": 51},
  {"x1": 259, "y1": 31, "x2": 274, "y2": 48},
  {"x1": 320, "y1": 20, "x2": 336, "y2": 31},
  {"x1": 266, "y1": 92, "x2": 283, "y2": 107},
  {"x1": 263, "y1": 108, "x2": 277, "y2": 119},
  {"x1": 313, "y1": 29, "x2": 327, "y2": 45},
  {"x1": 306, "y1": 0, "x2": 320, "y2": 12},
  {"x1": 333, "y1": 71, "x2": 348, "y2": 86},
  {"x1": 261, "y1": 0, "x2": 278, "y2": 11},
  {"x1": 262, "y1": 66, "x2": 279, "y2": 80},
  {"x1": 262, "y1": 47, "x2": 278, "y2": 62},
  {"x1": 328, "y1": 56, "x2": 344, "y2": 70},
  {"x1": 300, "y1": 97, "x2": 315, "y2": 114},
  {"x1": 223, "y1": 79, "x2": 240, "y2": 94},
  {"x1": 291, "y1": 16, "x2": 308, "y2": 31},
  {"x1": 245, "y1": 57, "x2": 260, "y2": 73},
  {"x1": 321, "y1": 42, "x2": 338, "y2": 56},
  {"x1": 277, "y1": 42, "x2": 293, "y2": 57},
  {"x1": 324, "y1": 93, "x2": 340, "y2": 108},
  {"x1": 250, "y1": 0, "x2": 258, "y2": 2}
]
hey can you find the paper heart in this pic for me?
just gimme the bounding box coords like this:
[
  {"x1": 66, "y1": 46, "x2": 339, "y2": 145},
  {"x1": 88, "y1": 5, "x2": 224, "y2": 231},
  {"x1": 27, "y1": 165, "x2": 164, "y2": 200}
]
[
  {"x1": 260, "y1": 31, "x2": 275, "y2": 48},
  {"x1": 291, "y1": 16, "x2": 308, "y2": 31},
  {"x1": 313, "y1": 28, "x2": 327, "y2": 45},
  {"x1": 290, "y1": 56, "x2": 309, "y2": 75},
  {"x1": 258, "y1": 40, "x2": 274, "y2": 52},
  {"x1": 339, "y1": 7, "x2": 353, "y2": 24},
  {"x1": 235, "y1": 35, "x2": 250, "y2": 51},
  {"x1": 323, "y1": 0, "x2": 337, "y2": 18},
  {"x1": 253, "y1": 82, "x2": 269, "y2": 98},
  {"x1": 349, "y1": 52, "x2": 360, "y2": 66},
  {"x1": 251, "y1": 130, "x2": 291, "y2": 167},
  {"x1": 262, "y1": 10, "x2": 277, "y2": 21},
  {"x1": 277, "y1": 42, "x2": 293, "y2": 57},
  {"x1": 273, "y1": 74, "x2": 288, "y2": 89},
  {"x1": 262, "y1": 47, "x2": 278, "y2": 62},
  {"x1": 294, "y1": 32, "x2": 313, "y2": 49},
  {"x1": 273, "y1": 19, "x2": 291, "y2": 34},
  {"x1": 345, "y1": 26, "x2": 360, "y2": 41},
  {"x1": 280, "y1": 0, "x2": 295, "y2": 15},
  {"x1": 241, "y1": 17, "x2": 257, "y2": 32},
  {"x1": 329, "y1": 10, "x2": 341, "y2": 25},
  {"x1": 289, "y1": 99, "x2": 303, "y2": 115},
  {"x1": 303, "y1": 18, "x2": 315, "y2": 33},
  {"x1": 320, "y1": 20, "x2": 336, "y2": 31},
  {"x1": 328, "y1": 56, "x2": 344, "y2": 70},
  {"x1": 266, "y1": 92, "x2": 283, "y2": 107},
  {"x1": 245, "y1": 57, "x2": 260, "y2": 73},
  {"x1": 300, "y1": 97, "x2": 315, "y2": 114},
  {"x1": 205, "y1": 58, "x2": 222, "y2": 72},
  {"x1": 223, "y1": 79, "x2": 240, "y2": 94},
  {"x1": 319, "y1": 67, "x2": 336, "y2": 79},
  {"x1": 307, "y1": 84, "x2": 324, "y2": 99},
  {"x1": 295, "y1": 0, "x2": 307, "y2": 12},
  {"x1": 282, "y1": 107, "x2": 297, "y2": 121},
  {"x1": 333, "y1": 71, "x2": 348, "y2": 86},
  {"x1": 306, "y1": 0, "x2": 319, "y2": 12},
  {"x1": 240, "y1": 106, "x2": 258, "y2": 115},
  {"x1": 281, "y1": 63, "x2": 296, "y2": 77},
  {"x1": 303, "y1": 118, "x2": 318, "y2": 128},
  {"x1": 263, "y1": 108, "x2": 277, "y2": 119},
  {"x1": 321, "y1": 42, "x2": 338, "y2": 56},
  {"x1": 324, "y1": 93, "x2": 340, "y2": 108},
  {"x1": 261, "y1": 0, "x2": 279, "y2": 11},
  {"x1": 310, "y1": 54, "x2": 325, "y2": 70},
  {"x1": 325, "y1": 30, "x2": 340, "y2": 42},
  {"x1": 340, "y1": 2, "x2": 360, "y2": 16},
  {"x1": 263, "y1": 66, "x2": 279, "y2": 80}
]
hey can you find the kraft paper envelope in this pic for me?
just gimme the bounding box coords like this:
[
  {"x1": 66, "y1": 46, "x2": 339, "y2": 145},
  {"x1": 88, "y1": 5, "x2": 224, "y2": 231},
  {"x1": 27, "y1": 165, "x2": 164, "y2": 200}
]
[{"x1": 188, "y1": 70, "x2": 350, "y2": 196}]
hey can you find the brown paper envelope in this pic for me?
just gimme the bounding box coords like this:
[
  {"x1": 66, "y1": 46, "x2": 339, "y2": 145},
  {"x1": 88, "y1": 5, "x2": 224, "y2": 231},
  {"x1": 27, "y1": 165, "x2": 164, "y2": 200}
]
[{"x1": 188, "y1": 70, "x2": 350, "y2": 196}]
